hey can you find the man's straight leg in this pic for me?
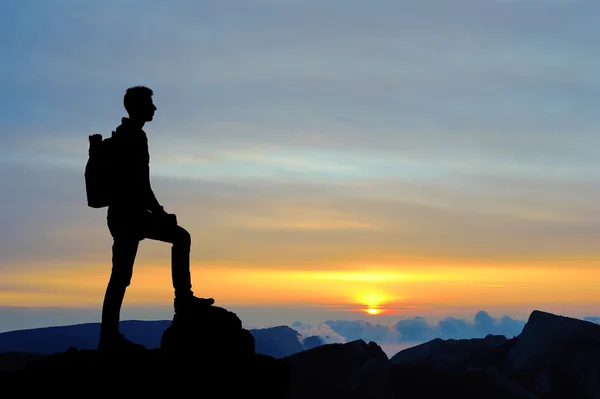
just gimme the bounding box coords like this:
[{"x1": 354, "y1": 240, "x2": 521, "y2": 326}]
[{"x1": 101, "y1": 238, "x2": 139, "y2": 334}]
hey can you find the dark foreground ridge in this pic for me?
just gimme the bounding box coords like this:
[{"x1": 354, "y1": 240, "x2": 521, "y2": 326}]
[
  {"x1": 2, "y1": 309, "x2": 600, "y2": 399},
  {"x1": 0, "y1": 305, "x2": 290, "y2": 398}
]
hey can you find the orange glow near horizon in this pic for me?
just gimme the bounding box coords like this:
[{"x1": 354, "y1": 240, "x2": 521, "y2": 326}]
[{"x1": 2, "y1": 259, "x2": 600, "y2": 318}]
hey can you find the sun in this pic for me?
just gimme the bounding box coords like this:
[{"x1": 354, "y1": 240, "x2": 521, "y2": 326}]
[{"x1": 355, "y1": 292, "x2": 388, "y2": 316}]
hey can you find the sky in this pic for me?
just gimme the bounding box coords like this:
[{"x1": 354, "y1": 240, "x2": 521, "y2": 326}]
[{"x1": 2, "y1": 0, "x2": 600, "y2": 336}]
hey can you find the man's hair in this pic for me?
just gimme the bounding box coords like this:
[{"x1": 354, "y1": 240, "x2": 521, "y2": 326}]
[{"x1": 123, "y1": 86, "x2": 153, "y2": 114}]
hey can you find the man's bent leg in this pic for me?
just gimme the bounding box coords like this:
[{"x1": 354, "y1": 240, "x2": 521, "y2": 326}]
[
  {"x1": 170, "y1": 226, "x2": 193, "y2": 297},
  {"x1": 170, "y1": 225, "x2": 215, "y2": 311},
  {"x1": 145, "y1": 215, "x2": 214, "y2": 311}
]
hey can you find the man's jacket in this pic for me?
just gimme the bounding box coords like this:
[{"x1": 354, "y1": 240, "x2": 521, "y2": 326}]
[{"x1": 108, "y1": 117, "x2": 161, "y2": 218}]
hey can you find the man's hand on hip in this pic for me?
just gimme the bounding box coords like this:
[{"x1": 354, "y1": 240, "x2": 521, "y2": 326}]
[
  {"x1": 154, "y1": 206, "x2": 177, "y2": 226},
  {"x1": 165, "y1": 213, "x2": 177, "y2": 226}
]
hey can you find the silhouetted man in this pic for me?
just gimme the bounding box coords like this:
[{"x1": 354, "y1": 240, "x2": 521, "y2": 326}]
[{"x1": 99, "y1": 86, "x2": 215, "y2": 351}]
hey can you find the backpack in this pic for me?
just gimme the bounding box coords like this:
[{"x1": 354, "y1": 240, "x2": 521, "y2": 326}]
[{"x1": 85, "y1": 132, "x2": 115, "y2": 208}]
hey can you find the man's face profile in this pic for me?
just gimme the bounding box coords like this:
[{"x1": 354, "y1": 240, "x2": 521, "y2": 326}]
[
  {"x1": 142, "y1": 98, "x2": 157, "y2": 122},
  {"x1": 133, "y1": 97, "x2": 157, "y2": 122}
]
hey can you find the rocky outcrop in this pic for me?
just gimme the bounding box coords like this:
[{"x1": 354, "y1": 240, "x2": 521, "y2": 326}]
[
  {"x1": 283, "y1": 339, "x2": 394, "y2": 399},
  {"x1": 504, "y1": 310, "x2": 600, "y2": 398},
  {"x1": 161, "y1": 305, "x2": 254, "y2": 357},
  {"x1": 389, "y1": 335, "x2": 533, "y2": 399},
  {"x1": 387, "y1": 310, "x2": 600, "y2": 399},
  {"x1": 505, "y1": 310, "x2": 600, "y2": 372}
]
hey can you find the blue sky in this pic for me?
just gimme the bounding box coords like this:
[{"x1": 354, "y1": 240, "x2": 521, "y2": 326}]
[{"x1": 1, "y1": 0, "x2": 600, "y2": 332}]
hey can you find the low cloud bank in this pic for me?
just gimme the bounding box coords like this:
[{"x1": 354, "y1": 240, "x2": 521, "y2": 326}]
[{"x1": 292, "y1": 311, "x2": 527, "y2": 344}]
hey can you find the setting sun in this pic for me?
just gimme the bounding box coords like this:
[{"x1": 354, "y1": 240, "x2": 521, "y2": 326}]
[{"x1": 356, "y1": 291, "x2": 390, "y2": 316}]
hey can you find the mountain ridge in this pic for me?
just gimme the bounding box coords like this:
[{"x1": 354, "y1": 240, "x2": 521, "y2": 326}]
[
  {"x1": 2, "y1": 309, "x2": 600, "y2": 398},
  {"x1": 0, "y1": 320, "x2": 322, "y2": 358}
]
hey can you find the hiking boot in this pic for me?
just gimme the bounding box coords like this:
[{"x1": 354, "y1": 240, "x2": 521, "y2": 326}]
[
  {"x1": 174, "y1": 295, "x2": 215, "y2": 313},
  {"x1": 98, "y1": 333, "x2": 146, "y2": 352}
]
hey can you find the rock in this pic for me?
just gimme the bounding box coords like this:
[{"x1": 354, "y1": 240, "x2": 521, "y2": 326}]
[
  {"x1": 161, "y1": 305, "x2": 255, "y2": 360},
  {"x1": 0, "y1": 352, "x2": 40, "y2": 372},
  {"x1": 505, "y1": 310, "x2": 600, "y2": 373},
  {"x1": 390, "y1": 334, "x2": 510, "y2": 372},
  {"x1": 390, "y1": 366, "x2": 532, "y2": 399},
  {"x1": 162, "y1": 305, "x2": 289, "y2": 397},
  {"x1": 386, "y1": 310, "x2": 600, "y2": 398},
  {"x1": 550, "y1": 339, "x2": 600, "y2": 399},
  {"x1": 505, "y1": 310, "x2": 600, "y2": 398},
  {"x1": 282, "y1": 339, "x2": 393, "y2": 399},
  {"x1": 484, "y1": 366, "x2": 540, "y2": 399},
  {"x1": 0, "y1": 349, "x2": 181, "y2": 395},
  {"x1": 388, "y1": 334, "x2": 536, "y2": 398}
]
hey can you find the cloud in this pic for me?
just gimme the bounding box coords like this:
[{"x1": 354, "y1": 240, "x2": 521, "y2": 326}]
[
  {"x1": 286, "y1": 311, "x2": 527, "y2": 345},
  {"x1": 4, "y1": 0, "x2": 600, "y2": 156},
  {"x1": 393, "y1": 311, "x2": 526, "y2": 342},
  {"x1": 438, "y1": 317, "x2": 473, "y2": 339},
  {"x1": 1, "y1": 305, "x2": 596, "y2": 348},
  {"x1": 324, "y1": 320, "x2": 399, "y2": 343},
  {"x1": 393, "y1": 317, "x2": 437, "y2": 342},
  {"x1": 290, "y1": 319, "x2": 400, "y2": 345},
  {"x1": 474, "y1": 309, "x2": 496, "y2": 334},
  {"x1": 3, "y1": 155, "x2": 600, "y2": 273},
  {"x1": 290, "y1": 321, "x2": 346, "y2": 345}
]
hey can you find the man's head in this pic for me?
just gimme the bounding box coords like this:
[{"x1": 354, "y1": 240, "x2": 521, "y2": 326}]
[{"x1": 123, "y1": 86, "x2": 157, "y2": 122}]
